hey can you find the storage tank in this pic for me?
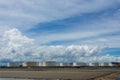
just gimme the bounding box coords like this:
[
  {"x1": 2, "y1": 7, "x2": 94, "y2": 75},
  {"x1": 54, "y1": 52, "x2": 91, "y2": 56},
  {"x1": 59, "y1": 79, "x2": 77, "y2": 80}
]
[
  {"x1": 60, "y1": 62, "x2": 73, "y2": 67},
  {"x1": 40, "y1": 61, "x2": 56, "y2": 67},
  {"x1": 23, "y1": 61, "x2": 37, "y2": 67},
  {"x1": 89, "y1": 62, "x2": 99, "y2": 66},
  {"x1": 99, "y1": 62, "x2": 109, "y2": 66},
  {"x1": 73, "y1": 62, "x2": 86, "y2": 67},
  {"x1": 7, "y1": 62, "x2": 20, "y2": 67}
]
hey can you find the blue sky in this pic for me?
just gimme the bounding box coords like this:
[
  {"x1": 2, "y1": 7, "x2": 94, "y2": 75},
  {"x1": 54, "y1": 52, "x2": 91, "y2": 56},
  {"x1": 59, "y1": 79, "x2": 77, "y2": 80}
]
[{"x1": 0, "y1": 0, "x2": 120, "y2": 63}]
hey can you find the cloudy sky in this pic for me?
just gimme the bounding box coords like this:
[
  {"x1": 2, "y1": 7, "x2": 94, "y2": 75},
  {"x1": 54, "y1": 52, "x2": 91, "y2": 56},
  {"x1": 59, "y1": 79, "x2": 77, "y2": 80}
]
[{"x1": 0, "y1": 0, "x2": 120, "y2": 64}]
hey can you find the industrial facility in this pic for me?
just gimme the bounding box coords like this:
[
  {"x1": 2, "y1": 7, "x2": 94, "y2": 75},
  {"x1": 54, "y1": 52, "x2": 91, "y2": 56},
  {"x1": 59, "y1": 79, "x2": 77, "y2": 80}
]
[
  {"x1": 5, "y1": 61, "x2": 120, "y2": 67},
  {"x1": 60, "y1": 62, "x2": 73, "y2": 66},
  {"x1": 88, "y1": 62, "x2": 99, "y2": 67},
  {"x1": 7, "y1": 62, "x2": 20, "y2": 67},
  {"x1": 22, "y1": 61, "x2": 38, "y2": 67},
  {"x1": 73, "y1": 62, "x2": 86, "y2": 67},
  {"x1": 40, "y1": 61, "x2": 56, "y2": 67},
  {"x1": 99, "y1": 62, "x2": 114, "y2": 66}
]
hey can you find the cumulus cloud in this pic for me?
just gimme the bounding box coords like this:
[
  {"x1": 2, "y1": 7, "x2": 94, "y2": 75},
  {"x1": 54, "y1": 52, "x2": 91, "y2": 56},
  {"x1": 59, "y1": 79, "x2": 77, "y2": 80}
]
[
  {"x1": 33, "y1": 45, "x2": 105, "y2": 62},
  {"x1": 0, "y1": 28, "x2": 119, "y2": 63},
  {"x1": 0, "y1": 29, "x2": 34, "y2": 61},
  {"x1": 0, "y1": 0, "x2": 119, "y2": 48}
]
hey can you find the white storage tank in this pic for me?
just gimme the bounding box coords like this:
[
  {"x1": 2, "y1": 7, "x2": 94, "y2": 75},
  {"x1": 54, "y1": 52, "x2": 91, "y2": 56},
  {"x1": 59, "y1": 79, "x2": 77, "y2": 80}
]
[
  {"x1": 40, "y1": 61, "x2": 56, "y2": 67},
  {"x1": 60, "y1": 62, "x2": 73, "y2": 66},
  {"x1": 89, "y1": 62, "x2": 99, "y2": 67},
  {"x1": 23, "y1": 61, "x2": 37, "y2": 67},
  {"x1": 73, "y1": 62, "x2": 86, "y2": 67},
  {"x1": 99, "y1": 62, "x2": 109, "y2": 66},
  {"x1": 7, "y1": 62, "x2": 20, "y2": 67},
  {"x1": 109, "y1": 62, "x2": 115, "y2": 66}
]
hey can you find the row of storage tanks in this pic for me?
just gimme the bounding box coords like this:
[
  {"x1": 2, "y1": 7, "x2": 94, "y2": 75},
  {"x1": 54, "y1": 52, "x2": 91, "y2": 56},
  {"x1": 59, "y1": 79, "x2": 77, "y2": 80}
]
[{"x1": 7, "y1": 61, "x2": 116, "y2": 67}]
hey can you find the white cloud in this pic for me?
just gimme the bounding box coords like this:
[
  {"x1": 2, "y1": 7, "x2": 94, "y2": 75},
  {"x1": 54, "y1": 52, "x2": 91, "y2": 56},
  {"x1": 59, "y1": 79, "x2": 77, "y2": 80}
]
[
  {"x1": 0, "y1": 0, "x2": 119, "y2": 48},
  {"x1": 35, "y1": 28, "x2": 119, "y2": 45},
  {"x1": 0, "y1": 0, "x2": 119, "y2": 31},
  {"x1": 0, "y1": 0, "x2": 119, "y2": 62},
  {"x1": 88, "y1": 54, "x2": 118, "y2": 62},
  {"x1": 78, "y1": 35, "x2": 120, "y2": 48},
  {"x1": 0, "y1": 28, "x2": 119, "y2": 62},
  {"x1": 0, "y1": 29, "x2": 34, "y2": 61},
  {"x1": 34, "y1": 9, "x2": 120, "y2": 47}
]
